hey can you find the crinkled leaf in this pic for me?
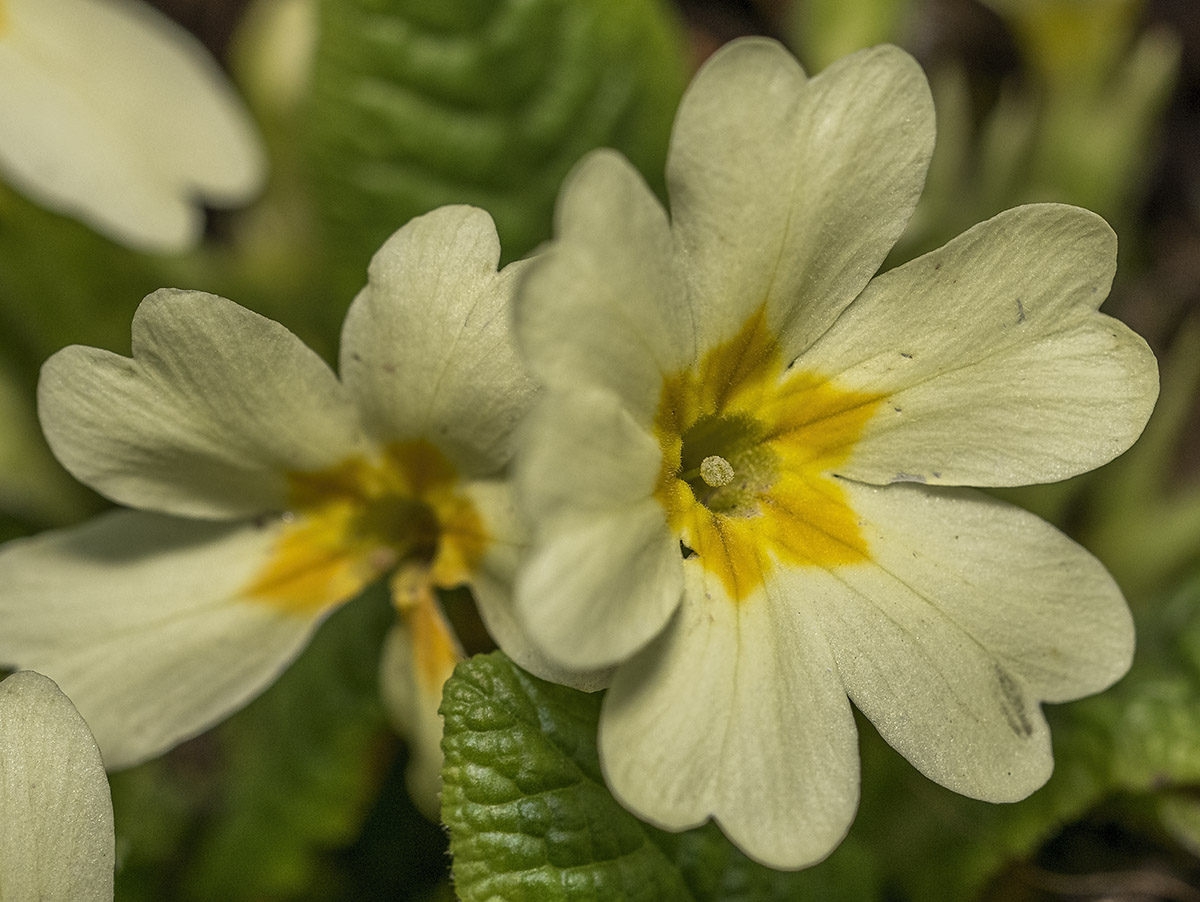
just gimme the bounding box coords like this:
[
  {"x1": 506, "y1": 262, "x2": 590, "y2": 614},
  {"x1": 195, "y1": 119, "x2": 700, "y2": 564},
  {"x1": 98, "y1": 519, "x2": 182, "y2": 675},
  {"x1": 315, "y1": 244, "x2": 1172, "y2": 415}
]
[
  {"x1": 304, "y1": 0, "x2": 686, "y2": 288},
  {"x1": 441, "y1": 651, "x2": 880, "y2": 902}
]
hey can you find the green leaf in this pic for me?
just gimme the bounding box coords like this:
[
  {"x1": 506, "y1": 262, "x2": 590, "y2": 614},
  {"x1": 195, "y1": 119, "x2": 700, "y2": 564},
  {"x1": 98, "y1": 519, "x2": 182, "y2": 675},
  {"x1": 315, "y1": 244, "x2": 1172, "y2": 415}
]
[
  {"x1": 304, "y1": 0, "x2": 687, "y2": 292},
  {"x1": 441, "y1": 652, "x2": 880, "y2": 902}
]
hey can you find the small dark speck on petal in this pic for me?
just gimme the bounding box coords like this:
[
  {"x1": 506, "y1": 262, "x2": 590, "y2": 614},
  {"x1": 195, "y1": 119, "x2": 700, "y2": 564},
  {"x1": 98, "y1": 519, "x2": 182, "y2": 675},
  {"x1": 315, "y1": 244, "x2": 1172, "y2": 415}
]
[
  {"x1": 351, "y1": 352, "x2": 362, "y2": 362},
  {"x1": 680, "y1": 542, "x2": 696, "y2": 559},
  {"x1": 893, "y1": 406, "x2": 902, "y2": 413},
  {"x1": 900, "y1": 352, "x2": 913, "y2": 359},
  {"x1": 382, "y1": 363, "x2": 396, "y2": 374}
]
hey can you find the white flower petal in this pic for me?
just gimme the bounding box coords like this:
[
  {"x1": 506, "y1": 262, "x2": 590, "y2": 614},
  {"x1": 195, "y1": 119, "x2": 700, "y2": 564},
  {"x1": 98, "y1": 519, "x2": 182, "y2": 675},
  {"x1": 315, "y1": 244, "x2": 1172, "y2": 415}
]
[
  {"x1": 668, "y1": 39, "x2": 934, "y2": 353},
  {"x1": 600, "y1": 569, "x2": 859, "y2": 870},
  {"x1": 0, "y1": 510, "x2": 338, "y2": 769},
  {"x1": 851, "y1": 481, "x2": 1134, "y2": 699},
  {"x1": 341, "y1": 206, "x2": 536, "y2": 476},
  {"x1": 39, "y1": 289, "x2": 366, "y2": 519},
  {"x1": 517, "y1": 150, "x2": 694, "y2": 423},
  {"x1": 463, "y1": 479, "x2": 611, "y2": 692},
  {"x1": 0, "y1": 0, "x2": 265, "y2": 252},
  {"x1": 517, "y1": 386, "x2": 663, "y2": 520},
  {"x1": 804, "y1": 205, "x2": 1158, "y2": 486},
  {"x1": 0, "y1": 671, "x2": 113, "y2": 902},
  {"x1": 808, "y1": 481, "x2": 1132, "y2": 800},
  {"x1": 515, "y1": 499, "x2": 683, "y2": 671}
]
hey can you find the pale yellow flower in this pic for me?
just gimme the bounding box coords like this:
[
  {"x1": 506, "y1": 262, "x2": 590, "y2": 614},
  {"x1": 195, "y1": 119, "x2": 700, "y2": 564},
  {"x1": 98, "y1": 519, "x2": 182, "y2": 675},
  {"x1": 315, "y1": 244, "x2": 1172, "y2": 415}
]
[{"x1": 513, "y1": 38, "x2": 1157, "y2": 868}]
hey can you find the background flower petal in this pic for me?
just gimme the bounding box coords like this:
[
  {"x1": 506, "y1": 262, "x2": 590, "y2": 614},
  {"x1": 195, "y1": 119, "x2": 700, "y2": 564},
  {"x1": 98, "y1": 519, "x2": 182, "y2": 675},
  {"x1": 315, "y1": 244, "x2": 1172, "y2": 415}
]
[
  {"x1": 0, "y1": 671, "x2": 113, "y2": 902},
  {"x1": 39, "y1": 289, "x2": 366, "y2": 519},
  {"x1": 805, "y1": 204, "x2": 1159, "y2": 487},
  {"x1": 341, "y1": 206, "x2": 537, "y2": 477},
  {"x1": 0, "y1": 0, "x2": 265, "y2": 252},
  {"x1": 378, "y1": 596, "x2": 462, "y2": 820},
  {"x1": 668, "y1": 39, "x2": 934, "y2": 354},
  {"x1": 600, "y1": 570, "x2": 860, "y2": 870},
  {"x1": 0, "y1": 511, "x2": 340, "y2": 769},
  {"x1": 806, "y1": 481, "x2": 1133, "y2": 801},
  {"x1": 516, "y1": 150, "x2": 694, "y2": 423}
]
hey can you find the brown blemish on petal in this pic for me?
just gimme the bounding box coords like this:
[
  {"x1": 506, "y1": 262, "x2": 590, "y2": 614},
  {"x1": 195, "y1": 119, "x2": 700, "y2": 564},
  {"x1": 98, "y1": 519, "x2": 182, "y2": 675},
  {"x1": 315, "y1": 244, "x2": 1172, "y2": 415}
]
[{"x1": 994, "y1": 665, "x2": 1035, "y2": 739}]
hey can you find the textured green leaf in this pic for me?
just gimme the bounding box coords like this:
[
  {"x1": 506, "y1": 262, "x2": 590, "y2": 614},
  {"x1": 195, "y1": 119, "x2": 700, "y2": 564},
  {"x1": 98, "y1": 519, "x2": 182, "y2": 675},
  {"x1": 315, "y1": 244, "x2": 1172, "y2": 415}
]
[
  {"x1": 304, "y1": 0, "x2": 687, "y2": 289},
  {"x1": 441, "y1": 652, "x2": 880, "y2": 902}
]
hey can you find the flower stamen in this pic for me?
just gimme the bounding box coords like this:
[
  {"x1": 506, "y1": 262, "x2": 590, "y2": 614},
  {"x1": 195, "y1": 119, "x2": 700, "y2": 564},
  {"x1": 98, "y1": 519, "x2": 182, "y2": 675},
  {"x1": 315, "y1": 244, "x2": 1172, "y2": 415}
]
[{"x1": 700, "y1": 455, "x2": 735, "y2": 487}]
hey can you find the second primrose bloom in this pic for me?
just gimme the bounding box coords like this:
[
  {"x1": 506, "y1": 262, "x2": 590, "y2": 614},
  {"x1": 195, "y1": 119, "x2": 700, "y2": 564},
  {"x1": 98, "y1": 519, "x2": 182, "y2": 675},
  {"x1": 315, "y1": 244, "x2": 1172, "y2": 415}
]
[
  {"x1": 0, "y1": 206, "x2": 561, "y2": 810},
  {"x1": 514, "y1": 39, "x2": 1158, "y2": 868}
]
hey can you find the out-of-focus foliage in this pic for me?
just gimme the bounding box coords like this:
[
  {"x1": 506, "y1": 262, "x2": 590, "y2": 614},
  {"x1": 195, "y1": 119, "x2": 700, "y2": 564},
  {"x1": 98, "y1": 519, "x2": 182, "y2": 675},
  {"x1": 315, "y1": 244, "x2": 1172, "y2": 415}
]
[
  {"x1": 303, "y1": 0, "x2": 687, "y2": 301},
  {"x1": 789, "y1": 0, "x2": 910, "y2": 71},
  {"x1": 894, "y1": 0, "x2": 1179, "y2": 258},
  {"x1": 1082, "y1": 320, "x2": 1200, "y2": 603}
]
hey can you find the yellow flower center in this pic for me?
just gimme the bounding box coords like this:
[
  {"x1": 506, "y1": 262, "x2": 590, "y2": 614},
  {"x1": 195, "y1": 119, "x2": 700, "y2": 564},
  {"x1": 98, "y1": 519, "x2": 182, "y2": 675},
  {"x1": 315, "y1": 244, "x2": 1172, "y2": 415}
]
[
  {"x1": 243, "y1": 439, "x2": 487, "y2": 617},
  {"x1": 654, "y1": 306, "x2": 883, "y2": 602}
]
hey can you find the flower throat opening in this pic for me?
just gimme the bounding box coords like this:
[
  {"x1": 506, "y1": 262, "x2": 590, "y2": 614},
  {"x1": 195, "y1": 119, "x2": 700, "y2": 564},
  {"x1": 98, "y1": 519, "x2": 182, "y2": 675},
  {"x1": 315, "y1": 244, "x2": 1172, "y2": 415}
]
[
  {"x1": 678, "y1": 413, "x2": 778, "y2": 516},
  {"x1": 244, "y1": 440, "x2": 486, "y2": 615},
  {"x1": 653, "y1": 305, "x2": 883, "y2": 602}
]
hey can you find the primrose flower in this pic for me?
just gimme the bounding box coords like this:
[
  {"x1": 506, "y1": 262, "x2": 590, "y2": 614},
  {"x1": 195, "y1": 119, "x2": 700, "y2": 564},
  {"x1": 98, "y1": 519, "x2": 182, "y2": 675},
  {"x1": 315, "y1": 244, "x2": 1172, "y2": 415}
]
[
  {"x1": 514, "y1": 38, "x2": 1158, "y2": 869},
  {"x1": 0, "y1": 671, "x2": 114, "y2": 902},
  {"x1": 0, "y1": 206, "x2": 562, "y2": 811},
  {"x1": 0, "y1": 0, "x2": 264, "y2": 252}
]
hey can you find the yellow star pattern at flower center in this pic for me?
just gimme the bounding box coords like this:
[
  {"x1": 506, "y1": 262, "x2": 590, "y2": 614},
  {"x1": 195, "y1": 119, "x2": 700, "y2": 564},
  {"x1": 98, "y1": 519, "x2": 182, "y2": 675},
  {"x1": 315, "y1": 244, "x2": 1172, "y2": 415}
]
[
  {"x1": 654, "y1": 307, "x2": 884, "y2": 602},
  {"x1": 244, "y1": 439, "x2": 488, "y2": 616}
]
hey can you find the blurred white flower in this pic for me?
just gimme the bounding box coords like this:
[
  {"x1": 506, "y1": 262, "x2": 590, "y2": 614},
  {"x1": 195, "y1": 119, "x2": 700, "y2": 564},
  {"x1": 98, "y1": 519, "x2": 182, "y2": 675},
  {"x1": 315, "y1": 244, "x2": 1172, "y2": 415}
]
[{"x1": 0, "y1": 0, "x2": 266, "y2": 252}]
